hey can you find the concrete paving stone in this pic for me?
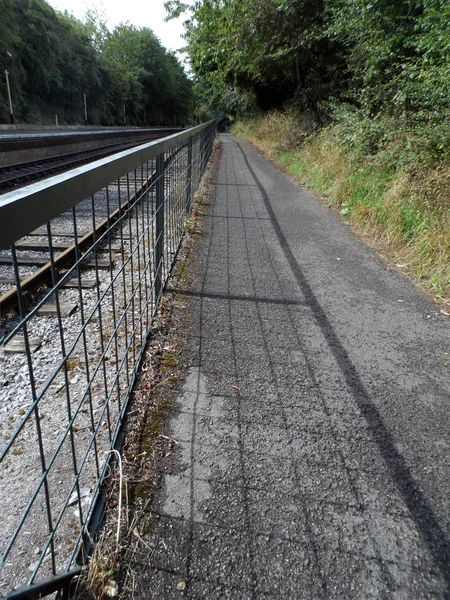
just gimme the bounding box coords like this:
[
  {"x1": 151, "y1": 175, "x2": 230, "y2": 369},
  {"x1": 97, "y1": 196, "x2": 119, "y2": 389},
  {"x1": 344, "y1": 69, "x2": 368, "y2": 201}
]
[
  {"x1": 198, "y1": 347, "x2": 237, "y2": 370},
  {"x1": 246, "y1": 486, "x2": 310, "y2": 541},
  {"x1": 313, "y1": 549, "x2": 386, "y2": 600},
  {"x1": 197, "y1": 373, "x2": 245, "y2": 398},
  {"x1": 232, "y1": 346, "x2": 272, "y2": 369},
  {"x1": 203, "y1": 376, "x2": 278, "y2": 400},
  {"x1": 227, "y1": 300, "x2": 262, "y2": 319},
  {"x1": 138, "y1": 513, "x2": 190, "y2": 573},
  {"x1": 352, "y1": 475, "x2": 411, "y2": 519},
  {"x1": 176, "y1": 390, "x2": 289, "y2": 426},
  {"x1": 188, "y1": 525, "x2": 254, "y2": 590},
  {"x1": 172, "y1": 445, "x2": 299, "y2": 497},
  {"x1": 255, "y1": 333, "x2": 314, "y2": 357},
  {"x1": 384, "y1": 555, "x2": 446, "y2": 599},
  {"x1": 237, "y1": 363, "x2": 278, "y2": 386},
  {"x1": 201, "y1": 278, "x2": 232, "y2": 296},
  {"x1": 193, "y1": 416, "x2": 241, "y2": 449},
  {"x1": 170, "y1": 447, "x2": 244, "y2": 486},
  {"x1": 199, "y1": 301, "x2": 231, "y2": 324},
  {"x1": 170, "y1": 397, "x2": 234, "y2": 421},
  {"x1": 317, "y1": 544, "x2": 447, "y2": 599},
  {"x1": 294, "y1": 462, "x2": 361, "y2": 508},
  {"x1": 240, "y1": 423, "x2": 294, "y2": 457},
  {"x1": 202, "y1": 260, "x2": 230, "y2": 279},
  {"x1": 257, "y1": 303, "x2": 312, "y2": 333},
  {"x1": 135, "y1": 568, "x2": 188, "y2": 599},
  {"x1": 268, "y1": 383, "x2": 323, "y2": 410},
  {"x1": 169, "y1": 412, "x2": 240, "y2": 449},
  {"x1": 242, "y1": 453, "x2": 295, "y2": 492},
  {"x1": 251, "y1": 534, "x2": 324, "y2": 598},
  {"x1": 281, "y1": 406, "x2": 330, "y2": 429},
  {"x1": 162, "y1": 472, "x2": 248, "y2": 529},
  {"x1": 269, "y1": 355, "x2": 320, "y2": 382},
  {"x1": 306, "y1": 503, "x2": 383, "y2": 559},
  {"x1": 305, "y1": 392, "x2": 367, "y2": 421},
  {"x1": 239, "y1": 404, "x2": 290, "y2": 428},
  {"x1": 285, "y1": 425, "x2": 342, "y2": 459},
  {"x1": 268, "y1": 345, "x2": 317, "y2": 370}
]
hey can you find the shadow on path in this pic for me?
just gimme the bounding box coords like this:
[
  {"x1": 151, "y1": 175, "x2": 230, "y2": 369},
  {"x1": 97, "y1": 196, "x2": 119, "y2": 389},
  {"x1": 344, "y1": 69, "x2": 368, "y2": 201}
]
[{"x1": 232, "y1": 137, "x2": 450, "y2": 596}]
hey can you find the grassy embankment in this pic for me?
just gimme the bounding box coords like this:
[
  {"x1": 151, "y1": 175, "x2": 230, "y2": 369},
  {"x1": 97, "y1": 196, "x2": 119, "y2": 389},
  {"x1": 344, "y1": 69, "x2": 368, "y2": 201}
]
[{"x1": 233, "y1": 110, "x2": 450, "y2": 304}]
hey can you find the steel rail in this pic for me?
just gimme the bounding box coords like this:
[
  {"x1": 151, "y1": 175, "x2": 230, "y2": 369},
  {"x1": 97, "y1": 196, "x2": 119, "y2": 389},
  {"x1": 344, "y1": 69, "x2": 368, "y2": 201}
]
[
  {"x1": 0, "y1": 128, "x2": 186, "y2": 191},
  {"x1": 0, "y1": 136, "x2": 189, "y2": 316},
  {"x1": 0, "y1": 140, "x2": 151, "y2": 191},
  {"x1": 0, "y1": 126, "x2": 184, "y2": 152},
  {"x1": 0, "y1": 121, "x2": 213, "y2": 250},
  {"x1": 0, "y1": 171, "x2": 152, "y2": 316}
]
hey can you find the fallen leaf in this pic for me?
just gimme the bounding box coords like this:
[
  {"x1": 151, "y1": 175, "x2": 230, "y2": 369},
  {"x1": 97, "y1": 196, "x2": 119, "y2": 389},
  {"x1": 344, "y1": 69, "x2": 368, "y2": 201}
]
[
  {"x1": 232, "y1": 386, "x2": 241, "y2": 392},
  {"x1": 444, "y1": 352, "x2": 448, "y2": 356},
  {"x1": 440, "y1": 309, "x2": 450, "y2": 316},
  {"x1": 177, "y1": 581, "x2": 186, "y2": 591}
]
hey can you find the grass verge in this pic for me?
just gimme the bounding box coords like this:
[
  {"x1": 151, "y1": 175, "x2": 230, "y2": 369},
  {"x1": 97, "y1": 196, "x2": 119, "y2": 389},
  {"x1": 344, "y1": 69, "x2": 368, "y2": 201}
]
[{"x1": 233, "y1": 111, "x2": 450, "y2": 305}]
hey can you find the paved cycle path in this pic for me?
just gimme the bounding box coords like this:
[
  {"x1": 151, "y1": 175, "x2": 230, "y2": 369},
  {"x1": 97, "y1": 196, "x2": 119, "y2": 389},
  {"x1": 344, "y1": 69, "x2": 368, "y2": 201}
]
[{"x1": 136, "y1": 134, "x2": 450, "y2": 598}]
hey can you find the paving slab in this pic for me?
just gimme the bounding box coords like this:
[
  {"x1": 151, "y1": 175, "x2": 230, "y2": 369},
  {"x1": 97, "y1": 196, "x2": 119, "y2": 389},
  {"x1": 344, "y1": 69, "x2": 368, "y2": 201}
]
[{"x1": 135, "y1": 134, "x2": 450, "y2": 599}]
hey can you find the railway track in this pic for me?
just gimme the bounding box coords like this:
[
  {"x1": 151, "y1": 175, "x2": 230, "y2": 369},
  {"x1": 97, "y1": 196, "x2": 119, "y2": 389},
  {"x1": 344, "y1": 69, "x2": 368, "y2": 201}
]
[
  {"x1": 0, "y1": 127, "x2": 183, "y2": 160},
  {"x1": 0, "y1": 127, "x2": 183, "y2": 192},
  {"x1": 0, "y1": 137, "x2": 186, "y2": 323},
  {"x1": 0, "y1": 140, "x2": 148, "y2": 192},
  {"x1": 0, "y1": 166, "x2": 159, "y2": 323},
  {"x1": 0, "y1": 129, "x2": 174, "y2": 318}
]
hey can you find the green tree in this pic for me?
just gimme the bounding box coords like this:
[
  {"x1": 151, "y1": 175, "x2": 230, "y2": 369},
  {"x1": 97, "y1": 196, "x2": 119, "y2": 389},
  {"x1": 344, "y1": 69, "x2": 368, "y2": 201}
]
[
  {"x1": 0, "y1": 0, "x2": 193, "y2": 125},
  {"x1": 166, "y1": 0, "x2": 344, "y2": 118}
]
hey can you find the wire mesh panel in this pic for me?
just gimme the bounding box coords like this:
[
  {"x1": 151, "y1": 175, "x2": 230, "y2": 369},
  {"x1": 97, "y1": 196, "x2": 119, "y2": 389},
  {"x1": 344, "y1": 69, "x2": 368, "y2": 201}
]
[{"x1": 0, "y1": 122, "x2": 216, "y2": 599}]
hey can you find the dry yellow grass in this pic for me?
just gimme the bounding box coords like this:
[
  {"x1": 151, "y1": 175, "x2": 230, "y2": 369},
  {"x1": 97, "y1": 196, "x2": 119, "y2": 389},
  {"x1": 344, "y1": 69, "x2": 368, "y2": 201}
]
[{"x1": 233, "y1": 110, "x2": 450, "y2": 303}]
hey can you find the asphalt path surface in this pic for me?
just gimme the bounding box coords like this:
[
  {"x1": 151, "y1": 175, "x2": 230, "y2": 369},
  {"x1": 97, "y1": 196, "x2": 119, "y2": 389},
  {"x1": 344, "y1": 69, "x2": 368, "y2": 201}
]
[{"x1": 135, "y1": 134, "x2": 450, "y2": 598}]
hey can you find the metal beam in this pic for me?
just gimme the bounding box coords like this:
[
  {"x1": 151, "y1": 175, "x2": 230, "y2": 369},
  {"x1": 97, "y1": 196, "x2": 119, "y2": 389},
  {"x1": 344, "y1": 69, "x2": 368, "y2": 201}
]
[{"x1": 0, "y1": 122, "x2": 214, "y2": 250}]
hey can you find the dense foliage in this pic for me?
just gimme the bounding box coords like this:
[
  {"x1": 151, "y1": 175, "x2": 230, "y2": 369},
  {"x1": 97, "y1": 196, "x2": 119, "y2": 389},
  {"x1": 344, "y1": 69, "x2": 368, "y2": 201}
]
[
  {"x1": 167, "y1": 0, "x2": 450, "y2": 162},
  {"x1": 0, "y1": 0, "x2": 193, "y2": 125}
]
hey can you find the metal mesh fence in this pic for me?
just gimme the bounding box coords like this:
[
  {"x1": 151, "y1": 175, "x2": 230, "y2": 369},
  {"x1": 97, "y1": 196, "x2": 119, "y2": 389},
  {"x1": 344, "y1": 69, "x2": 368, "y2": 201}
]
[{"x1": 0, "y1": 122, "x2": 216, "y2": 599}]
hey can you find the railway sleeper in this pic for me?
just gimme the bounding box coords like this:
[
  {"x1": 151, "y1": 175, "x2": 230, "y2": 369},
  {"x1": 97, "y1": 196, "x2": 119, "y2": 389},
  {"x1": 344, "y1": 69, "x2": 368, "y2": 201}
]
[
  {"x1": 2, "y1": 335, "x2": 42, "y2": 354},
  {"x1": 14, "y1": 240, "x2": 123, "y2": 253},
  {"x1": 0, "y1": 276, "x2": 97, "y2": 289},
  {"x1": 0, "y1": 255, "x2": 114, "y2": 268},
  {"x1": 37, "y1": 301, "x2": 78, "y2": 317}
]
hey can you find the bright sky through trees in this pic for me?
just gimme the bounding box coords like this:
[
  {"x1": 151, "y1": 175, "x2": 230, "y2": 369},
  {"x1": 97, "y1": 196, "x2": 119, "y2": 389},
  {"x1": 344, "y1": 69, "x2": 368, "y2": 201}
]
[{"x1": 47, "y1": 0, "x2": 189, "y2": 55}]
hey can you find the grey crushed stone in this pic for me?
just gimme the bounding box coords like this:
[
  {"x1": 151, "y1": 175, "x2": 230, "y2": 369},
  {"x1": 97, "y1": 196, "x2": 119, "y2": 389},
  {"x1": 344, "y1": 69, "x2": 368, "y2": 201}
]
[{"x1": 132, "y1": 134, "x2": 450, "y2": 599}]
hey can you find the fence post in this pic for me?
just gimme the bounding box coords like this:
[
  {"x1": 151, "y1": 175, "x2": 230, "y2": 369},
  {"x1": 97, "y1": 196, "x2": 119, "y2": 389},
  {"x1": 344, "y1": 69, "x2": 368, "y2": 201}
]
[
  {"x1": 186, "y1": 137, "x2": 193, "y2": 213},
  {"x1": 206, "y1": 125, "x2": 212, "y2": 163},
  {"x1": 200, "y1": 129, "x2": 205, "y2": 174},
  {"x1": 155, "y1": 151, "x2": 164, "y2": 300}
]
